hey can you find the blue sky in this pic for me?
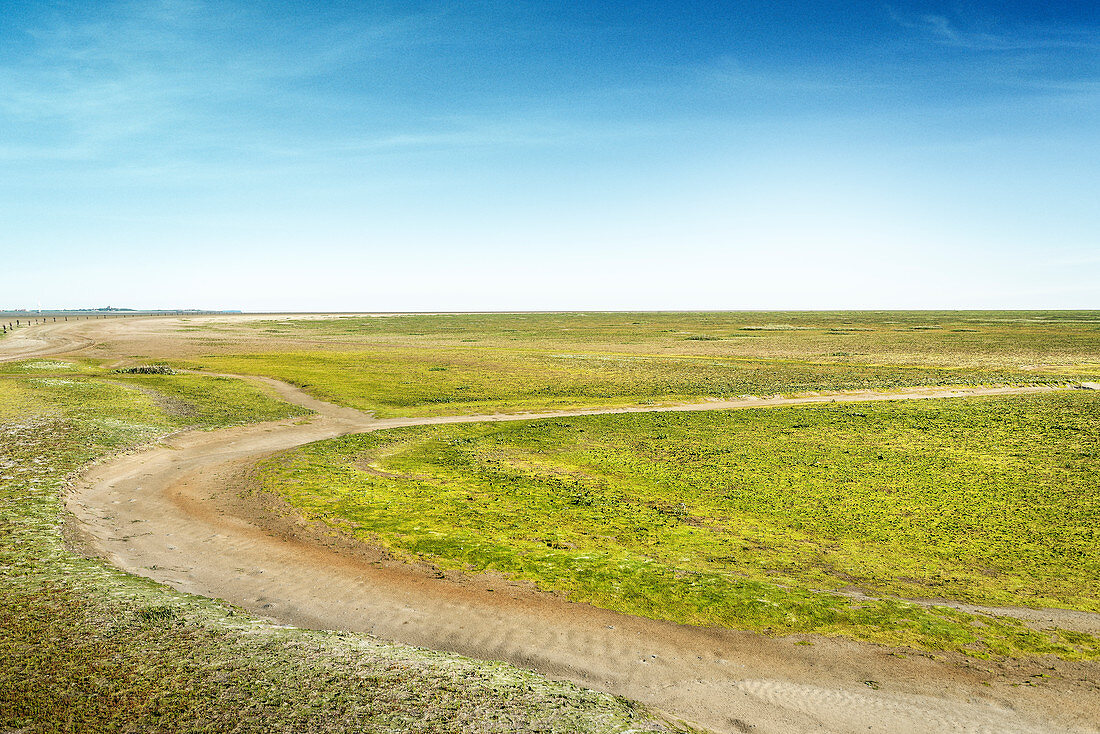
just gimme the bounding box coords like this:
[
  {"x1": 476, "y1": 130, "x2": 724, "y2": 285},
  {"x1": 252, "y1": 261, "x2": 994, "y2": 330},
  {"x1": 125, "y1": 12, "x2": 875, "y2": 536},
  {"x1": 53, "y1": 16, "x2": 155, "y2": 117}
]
[{"x1": 1, "y1": 1, "x2": 1097, "y2": 310}]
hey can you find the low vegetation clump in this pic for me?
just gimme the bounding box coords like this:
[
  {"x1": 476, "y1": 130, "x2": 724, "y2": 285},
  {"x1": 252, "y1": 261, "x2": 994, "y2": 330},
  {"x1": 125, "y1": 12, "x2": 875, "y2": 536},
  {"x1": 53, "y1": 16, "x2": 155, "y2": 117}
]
[
  {"x1": 258, "y1": 392, "x2": 1100, "y2": 659},
  {"x1": 115, "y1": 364, "x2": 175, "y2": 374},
  {"x1": 0, "y1": 363, "x2": 662, "y2": 733}
]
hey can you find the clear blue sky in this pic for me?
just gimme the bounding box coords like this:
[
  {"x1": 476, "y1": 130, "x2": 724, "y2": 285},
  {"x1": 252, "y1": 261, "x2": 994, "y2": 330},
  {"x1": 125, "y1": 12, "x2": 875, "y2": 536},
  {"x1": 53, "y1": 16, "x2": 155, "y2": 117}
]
[{"x1": 2, "y1": 1, "x2": 1097, "y2": 310}]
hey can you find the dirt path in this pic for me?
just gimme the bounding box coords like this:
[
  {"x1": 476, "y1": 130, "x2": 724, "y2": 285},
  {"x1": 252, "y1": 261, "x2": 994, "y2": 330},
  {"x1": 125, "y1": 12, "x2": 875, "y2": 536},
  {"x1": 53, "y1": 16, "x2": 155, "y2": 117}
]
[{"x1": 6, "y1": 319, "x2": 1099, "y2": 734}]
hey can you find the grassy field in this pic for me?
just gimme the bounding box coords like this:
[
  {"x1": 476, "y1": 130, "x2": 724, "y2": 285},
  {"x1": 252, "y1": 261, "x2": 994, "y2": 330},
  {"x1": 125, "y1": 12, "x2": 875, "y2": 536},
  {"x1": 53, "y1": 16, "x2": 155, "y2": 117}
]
[
  {"x1": 180, "y1": 311, "x2": 1100, "y2": 370},
  {"x1": 183, "y1": 348, "x2": 1081, "y2": 418},
  {"x1": 0, "y1": 361, "x2": 309, "y2": 427},
  {"x1": 0, "y1": 362, "x2": 664, "y2": 733},
  {"x1": 7, "y1": 312, "x2": 1099, "y2": 729},
  {"x1": 257, "y1": 391, "x2": 1100, "y2": 659},
  {"x1": 167, "y1": 312, "x2": 1100, "y2": 417}
]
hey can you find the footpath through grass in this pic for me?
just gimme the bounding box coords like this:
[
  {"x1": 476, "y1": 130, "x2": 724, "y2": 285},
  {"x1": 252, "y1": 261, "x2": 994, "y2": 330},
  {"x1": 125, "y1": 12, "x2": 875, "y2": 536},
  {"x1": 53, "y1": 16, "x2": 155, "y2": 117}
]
[
  {"x1": 259, "y1": 391, "x2": 1100, "y2": 660},
  {"x1": 0, "y1": 362, "x2": 664, "y2": 734}
]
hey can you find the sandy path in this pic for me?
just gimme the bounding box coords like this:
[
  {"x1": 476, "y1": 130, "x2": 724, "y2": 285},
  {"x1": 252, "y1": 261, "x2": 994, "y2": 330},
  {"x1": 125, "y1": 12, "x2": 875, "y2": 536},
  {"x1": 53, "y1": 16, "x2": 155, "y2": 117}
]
[
  {"x1": 0, "y1": 319, "x2": 96, "y2": 361},
  {"x1": 6, "y1": 319, "x2": 1099, "y2": 734}
]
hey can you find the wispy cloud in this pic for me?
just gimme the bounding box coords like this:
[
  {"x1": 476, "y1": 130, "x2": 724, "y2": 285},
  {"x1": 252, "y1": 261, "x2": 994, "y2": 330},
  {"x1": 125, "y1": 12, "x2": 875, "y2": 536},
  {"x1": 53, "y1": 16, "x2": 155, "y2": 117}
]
[
  {"x1": 0, "y1": 1, "x2": 448, "y2": 164},
  {"x1": 686, "y1": 55, "x2": 866, "y2": 94},
  {"x1": 887, "y1": 7, "x2": 1100, "y2": 52},
  {"x1": 0, "y1": 0, "x2": 657, "y2": 175}
]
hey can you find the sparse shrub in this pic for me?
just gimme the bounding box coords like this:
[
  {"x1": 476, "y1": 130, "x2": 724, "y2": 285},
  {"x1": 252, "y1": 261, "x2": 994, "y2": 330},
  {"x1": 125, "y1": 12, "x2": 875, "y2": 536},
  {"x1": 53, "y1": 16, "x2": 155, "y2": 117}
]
[
  {"x1": 115, "y1": 365, "x2": 175, "y2": 375},
  {"x1": 135, "y1": 604, "x2": 177, "y2": 623}
]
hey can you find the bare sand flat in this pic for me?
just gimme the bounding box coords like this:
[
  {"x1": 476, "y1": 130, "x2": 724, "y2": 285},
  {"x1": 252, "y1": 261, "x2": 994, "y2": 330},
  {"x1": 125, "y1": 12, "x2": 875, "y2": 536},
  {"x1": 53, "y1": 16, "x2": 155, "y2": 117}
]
[{"x1": 5, "y1": 318, "x2": 1099, "y2": 734}]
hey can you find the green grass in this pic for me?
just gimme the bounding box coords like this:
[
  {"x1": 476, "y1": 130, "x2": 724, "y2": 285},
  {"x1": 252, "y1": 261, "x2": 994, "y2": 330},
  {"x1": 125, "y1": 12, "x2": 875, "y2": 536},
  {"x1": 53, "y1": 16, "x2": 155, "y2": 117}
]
[
  {"x1": 0, "y1": 363, "x2": 663, "y2": 733},
  {"x1": 114, "y1": 372, "x2": 314, "y2": 427},
  {"x1": 0, "y1": 371, "x2": 309, "y2": 429},
  {"x1": 0, "y1": 358, "x2": 105, "y2": 374},
  {"x1": 179, "y1": 349, "x2": 1073, "y2": 418},
  {"x1": 258, "y1": 392, "x2": 1100, "y2": 659},
  {"x1": 192, "y1": 311, "x2": 1100, "y2": 370},
  {"x1": 168, "y1": 311, "x2": 1099, "y2": 417}
]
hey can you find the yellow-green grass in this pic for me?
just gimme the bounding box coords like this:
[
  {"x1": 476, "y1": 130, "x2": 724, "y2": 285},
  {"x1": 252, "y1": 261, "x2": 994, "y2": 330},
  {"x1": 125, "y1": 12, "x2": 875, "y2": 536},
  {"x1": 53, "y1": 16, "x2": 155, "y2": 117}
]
[
  {"x1": 0, "y1": 372, "x2": 307, "y2": 428},
  {"x1": 258, "y1": 392, "x2": 1100, "y2": 659},
  {"x1": 0, "y1": 358, "x2": 106, "y2": 375},
  {"x1": 166, "y1": 311, "x2": 1099, "y2": 418},
  {"x1": 193, "y1": 311, "x2": 1100, "y2": 371},
  {"x1": 1, "y1": 365, "x2": 661, "y2": 733},
  {"x1": 179, "y1": 349, "x2": 1072, "y2": 418}
]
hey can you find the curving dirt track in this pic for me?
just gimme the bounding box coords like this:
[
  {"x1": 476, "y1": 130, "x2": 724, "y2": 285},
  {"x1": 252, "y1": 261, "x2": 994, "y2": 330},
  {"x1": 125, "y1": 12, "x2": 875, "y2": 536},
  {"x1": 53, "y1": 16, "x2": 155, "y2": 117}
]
[{"x1": 5, "y1": 317, "x2": 1100, "y2": 734}]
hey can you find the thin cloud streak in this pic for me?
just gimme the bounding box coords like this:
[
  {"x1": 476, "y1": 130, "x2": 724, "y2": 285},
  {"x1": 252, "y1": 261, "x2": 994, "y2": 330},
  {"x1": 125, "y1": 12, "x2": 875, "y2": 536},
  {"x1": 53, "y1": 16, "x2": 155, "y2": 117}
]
[{"x1": 887, "y1": 7, "x2": 1100, "y2": 52}]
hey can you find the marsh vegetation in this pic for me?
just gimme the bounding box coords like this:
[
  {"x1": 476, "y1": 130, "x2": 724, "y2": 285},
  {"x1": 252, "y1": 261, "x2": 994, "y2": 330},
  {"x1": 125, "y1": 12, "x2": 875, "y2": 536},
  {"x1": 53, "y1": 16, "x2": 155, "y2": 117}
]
[
  {"x1": 258, "y1": 391, "x2": 1100, "y2": 659},
  {"x1": 176, "y1": 312, "x2": 1100, "y2": 418}
]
